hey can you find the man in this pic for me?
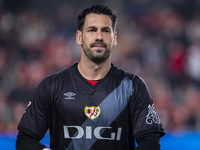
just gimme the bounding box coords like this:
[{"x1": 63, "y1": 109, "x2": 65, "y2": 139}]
[{"x1": 16, "y1": 5, "x2": 165, "y2": 150}]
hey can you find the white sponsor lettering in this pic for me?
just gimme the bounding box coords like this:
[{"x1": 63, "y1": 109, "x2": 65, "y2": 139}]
[{"x1": 63, "y1": 126, "x2": 122, "y2": 141}]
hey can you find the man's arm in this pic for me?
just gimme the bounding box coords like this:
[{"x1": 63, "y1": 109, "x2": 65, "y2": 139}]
[
  {"x1": 16, "y1": 130, "x2": 49, "y2": 150},
  {"x1": 134, "y1": 132, "x2": 161, "y2": 150}
]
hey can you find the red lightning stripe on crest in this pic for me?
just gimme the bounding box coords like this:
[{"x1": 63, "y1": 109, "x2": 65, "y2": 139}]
[{"x1": 90, "y1": 108, "x2": 96, "y2": 117}]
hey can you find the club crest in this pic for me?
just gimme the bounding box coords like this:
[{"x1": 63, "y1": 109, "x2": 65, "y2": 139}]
[{"x1": 84, "y1": 106, "x2": 101, "y2": 120}]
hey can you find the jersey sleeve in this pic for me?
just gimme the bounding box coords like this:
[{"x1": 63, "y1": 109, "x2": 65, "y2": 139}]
[
  {"x1": 131, "y1": 76, "x2": 165, "y2": 139},
  {"x1": 17, "y1": 77, "x2": 52, "y2": 141}
]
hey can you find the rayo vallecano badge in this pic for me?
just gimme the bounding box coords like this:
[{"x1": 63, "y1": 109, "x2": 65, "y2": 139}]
[{"x1": 84, "y1": 106, "x2": 101, "y2": 120}]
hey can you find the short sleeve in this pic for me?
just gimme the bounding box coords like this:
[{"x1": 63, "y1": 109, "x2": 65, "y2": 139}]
[
  {"x1": 131, "y1": 76, "x2": 165, "y2": 139},
  {"x1": 17, "y1": 77, "x2": 51, "y2": 140}
]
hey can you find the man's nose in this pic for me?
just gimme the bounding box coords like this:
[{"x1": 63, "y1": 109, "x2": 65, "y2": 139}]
[{"x1": 96, "y1": 31, "x2": 103, "y2": 40}]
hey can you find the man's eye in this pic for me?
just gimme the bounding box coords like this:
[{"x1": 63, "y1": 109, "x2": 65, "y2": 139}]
[
  {"x1": 88, "y1": 29, "x2": 95, "y2": 32},
  {"x1": 103, "y1": 30, "x2": 110, "y2": 33}
]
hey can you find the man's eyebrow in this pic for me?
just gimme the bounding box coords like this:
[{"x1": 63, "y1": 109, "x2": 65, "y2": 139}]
[
  {"x1": 87, "y1": 26, "x2": 97, "y2": 29},
  {"x1": 102, "y1": 27, "x2": 112, "y2": 30},
  {"x1": 86, "y1": 26, "x2": 112, "y2": 30}
]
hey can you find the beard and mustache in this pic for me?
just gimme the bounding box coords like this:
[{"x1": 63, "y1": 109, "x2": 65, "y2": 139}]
[
  {"x1": 90, "y1": 41, "x2": 107, "y2": 48},
  {"x1": 82, "y1": 40, "x2": 111, "y2": 64}
]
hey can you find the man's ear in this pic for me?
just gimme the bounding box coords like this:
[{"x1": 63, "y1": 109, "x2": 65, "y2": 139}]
[
  {"x1": 76, "y1": 30, "x2": 82, "y2": 45},
  {"x1": 112, "y1": 31, "x2": 117, "y2": 46}
]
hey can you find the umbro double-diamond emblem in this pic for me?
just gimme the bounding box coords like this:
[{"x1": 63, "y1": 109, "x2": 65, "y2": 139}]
[{"x1": 64, "y1": 92, "x2": 76, "y2": 100}]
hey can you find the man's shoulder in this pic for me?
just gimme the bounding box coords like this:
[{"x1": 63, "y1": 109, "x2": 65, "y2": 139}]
[
  {"x1": 112, "y1": 65, "x2": 138, "y2": 80},
  {"x1": 42, "y1": 64, "x2": 76, "y2": 84},
  {"x1": 112, "y1": 65, "x2": 146, "y2": 86}
]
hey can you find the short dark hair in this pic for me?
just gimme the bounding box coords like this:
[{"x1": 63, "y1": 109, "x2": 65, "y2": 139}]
[{"x1": 77, "y1": 5, "x2": 117, "y2": 31}]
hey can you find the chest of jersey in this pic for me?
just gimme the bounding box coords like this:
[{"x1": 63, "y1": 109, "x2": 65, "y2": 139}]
[
  {"x1": 55, "y1": 76, "x2": 132, "y2": 125},
  {"x1": 49, "y1": 74, "x2": 133, "y2": 149}
]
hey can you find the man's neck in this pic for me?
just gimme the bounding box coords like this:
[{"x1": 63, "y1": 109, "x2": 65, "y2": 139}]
[{"x1": 78, "y1": 60, "x2": 111, "y2": 81}]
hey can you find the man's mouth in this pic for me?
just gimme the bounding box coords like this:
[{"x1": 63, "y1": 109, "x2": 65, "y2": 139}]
[{"x1": 90, "y1": 42, "x2": 107, "y2": 48}]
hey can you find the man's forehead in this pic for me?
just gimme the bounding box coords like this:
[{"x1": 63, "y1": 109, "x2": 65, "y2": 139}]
[{"x1": 84, "y1": 13, "x2": 112, "y2": 28}]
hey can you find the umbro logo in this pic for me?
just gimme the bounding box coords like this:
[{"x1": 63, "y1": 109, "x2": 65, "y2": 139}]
[{"x1": 64, "y1": 92, "x2": 76, "y2": 99}]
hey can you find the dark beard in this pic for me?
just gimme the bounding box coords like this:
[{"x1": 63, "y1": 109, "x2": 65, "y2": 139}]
[
  {"x1": 90, "y1": 41, "x2": 107, "y2": 48},
  {"x1": 82, "y1": 41, "x2": 111, "y2": 64}
]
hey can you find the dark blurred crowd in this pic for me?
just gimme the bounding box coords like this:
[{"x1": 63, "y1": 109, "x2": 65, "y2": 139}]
[{"x1": 0, "y1": 0, "x2": 200, "y2": 132}]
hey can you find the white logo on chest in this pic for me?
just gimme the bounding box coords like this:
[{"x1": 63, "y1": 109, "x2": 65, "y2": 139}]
[{"x1": 64, "y1": 92, "x2": 76, "y2": 99}]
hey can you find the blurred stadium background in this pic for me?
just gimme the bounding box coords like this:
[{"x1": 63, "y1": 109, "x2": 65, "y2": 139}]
[{"x1": 0, "y1": 0, "x2": 200, "y2": 149}]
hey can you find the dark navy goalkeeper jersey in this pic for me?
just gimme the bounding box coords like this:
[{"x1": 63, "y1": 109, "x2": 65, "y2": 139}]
[{"x1": 18, "y1": 63, "x2": 165, "y2": 150}]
